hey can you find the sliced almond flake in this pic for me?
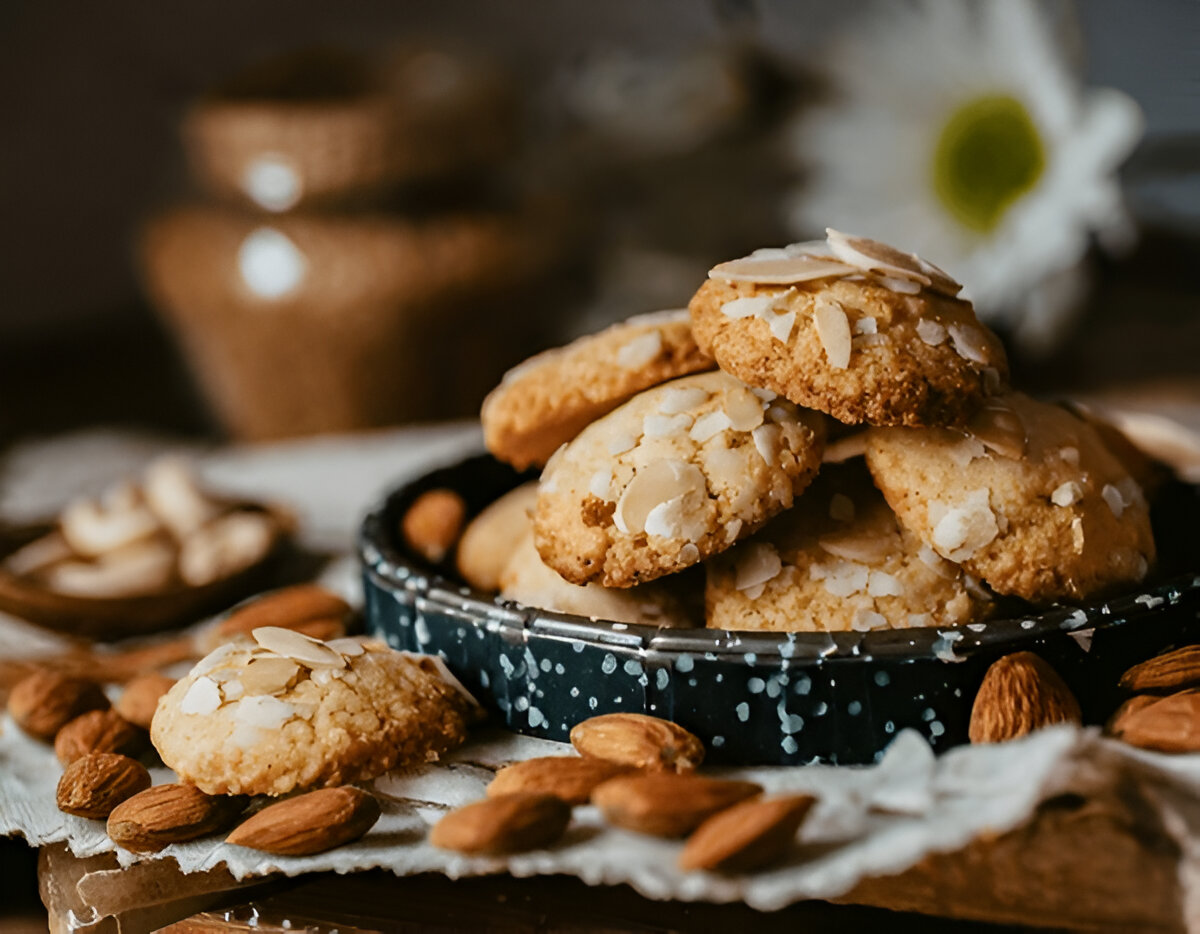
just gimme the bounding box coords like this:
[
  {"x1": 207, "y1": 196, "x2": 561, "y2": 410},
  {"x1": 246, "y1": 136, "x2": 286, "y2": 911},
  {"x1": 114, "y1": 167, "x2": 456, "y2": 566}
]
[
  {"x1": 230, "y1": 721, "x2": 260, "y2": 749},
  {"x1": 914, "y1": 256, "x2": 964, "y2": 297},
  {"x1": 1101, "y1": 484, "x2": 1126, "y2": 518},
  {"x1": 614, "y1": 460, "x2": 706, "y2": 535},
  {"x1": 752, "y1": 424, "x2": 782, "y2": 467},
  {"x1": 679, "y1": 543, "x2": 701, "y2": 564},
  {"x1": 946, "y1": 437, "x2": 988, "y2": 468},
  {"x1": 767, "y1": 310, "x2": 797, "y2": 343},
  {"x1": 252, "y1": 626, "x2": 346, "y2": 669},
  {"x1": 826, "y1": 229, "x2": 932, "y2": 287},
  {"x1": 916, "y1": 318, "x2": 947, "y2": 346},
  {"x1": 829, "y1": 493, "x2": 856, "y2": 522},
  {"x1": 734, "y1": 543, "x2": 783, "y2": 592},
  {"x1": 929, "y1": 490, "x2": 999, "y2": 562},
  {"x1": 588, "y1": 469, "x2": 612, "y2": 500},
  {"x1": 710, "y1": 254, "x2": 856, "y2": 285},
  {"x1": 644, "y1": 496, "x2": 685, "y2": 540},
  {"x1": 311, "y1": 668, "x2": 334, "y2": 686},
  {"x1": 818, "y1": 532, "x2": 893, "y2": 564},
  {"x1": 724, "y1": 387, "x2": 765, "y2": 431},
  {"x1": 208, "y1": 667, "x2": 241, "y2": 683},
  {"x1": 1059, "y1": 446, "x2": 1080, "y2": 466},
  {"x1": 868, "y1": 570, "x2": 905, "y2": 597},
  {"x1": 194, "y1": 643, "x2": 238, "y2": 677},
  {"x1": 615, "y1": 330, "x2": 663, "y2": 369},
  {"x1": 823, "y1": 433, "x2": 867, "y2": 464},
  {"x1": 606, "y1": 431, "x2": 638, "y2": 457},
  {"x1": 404, "y1": 653, "x2": 480, "y2": 708},
  {"x1": 967, "y1": 400, "x2": 1027, "y2": 459},
  {"x1": 721, "y1": 295, "x2": 777, "y2": 320},
  {"x1": 1051, "y1": 481, "x2": 1083, "y2": 507},
  {"x1": 233, "y1": 694, "x2": 296, "y2": 729},
  {"x1": 4, "y1": 532, "x2": 72, "y2": 577},
  {"x1": 643, "y1": 412, "x2": 693, "y2": 439},
  {"x1": 689, "y1": 410, "x2": 733, "y2": 444},
  {"x1": 947, "y1": 323, "x2": 992, "y2": 366},
  {"x1": 815, "y1": 560, "x2": 871, "y2": 597},
  {"x1": 1117, "y1": 476, "x2": 1146, "y2": 510},
  {"x1": 813, "y1": 297, "x2": 852, "y2": 369},
  {"x1": 962, "y1": 574, "x2": 993, "y2": 602},
  {"x1": 854, "y1": 317, "x2": 878, "y2": 336},
  {"x1": 765, "y1": 403, "x2": 795, "y2": 426},
  {"x1": 1071, "y1": 517, "x2": 1086, "y2": 553},
  {"x1": 907, "y1": 613, "x2": 930, "y2": 627},
  {"x1": 222, "y1": 680, "x2": 245, "y2": 701},
  {"x1": 918, "y1": 543, "x2": 958, "y2": 580},
  {"x1": 180, "y1": 676, "x2": 222, "y2": 715},
  {"x1": 875, "y1": 275, "x2": 922, "y2": 295},
  {"x1": 750, "y1": 387, "x2": 777, "y2": 403},
  {"x1": 240, "y1": 657, "x2": 300, "y2": 695},
  {"x1": 852, "y1": 333, "x2": 889, "y2": 350},
  {"x1": 658, "y1": 386, "x2": 711, "y2": 415},
  {"x1": 724, "y1": 518, "x2": 744, "y2": 544},
  {"x1": 851, "y1": 609, "x2": 888, "y2": 632}
]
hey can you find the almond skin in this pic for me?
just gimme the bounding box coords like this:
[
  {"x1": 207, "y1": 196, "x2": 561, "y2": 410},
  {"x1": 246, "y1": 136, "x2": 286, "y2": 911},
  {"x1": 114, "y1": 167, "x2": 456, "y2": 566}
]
[
  {"x1": 107, "y1": 784, "x2": 246, "y2": 852},
  {"x1": 401, "y1": 488, "x2": 467, "y2": 563},
  {"x1": 55, "y1": 709, "x2": 147, "y2": 765},
  {"x1": 1112, "y1": 691, "x2": 1200, "y2": 753},
  {"x1": 7, "y1": 670, "x2": 110, "y2": 741},
  {"x1": 1107, "y1": 694, "x2": 1161, "y2": 736},
  {"x1": 570, "y1": 713, "x2": 704, "y2": 773},
  {"x1": 487, "y1": 756, "x2": 633, "y2": 805},
  {"x1": 216, "y1": 585, "x2": 351, "y2": 641},
  {"x1": 115, "y1": 674, "x2": 176, "y2": 730},
  {"x1": 57, "y1": 753, "x2": 151, "y2": 819},
  {"x1": 1120, "y1": 646, "x2": 1200, "y2": 695},
  {"x1": 227, "y1": 787, "x2": 380, "y2": 855},
  {"x1": 591, "y1": 773, "x2": 761, "y2": 837},
  {"x1": 679, "y1": 794, "x2": 816, "y2": 873},
  {"x1": 430, "y1": 793, "x2": 571, "y2": 855},
  {"x1": 969, "y1": 652, "x2": 1081, "y2": 744}
]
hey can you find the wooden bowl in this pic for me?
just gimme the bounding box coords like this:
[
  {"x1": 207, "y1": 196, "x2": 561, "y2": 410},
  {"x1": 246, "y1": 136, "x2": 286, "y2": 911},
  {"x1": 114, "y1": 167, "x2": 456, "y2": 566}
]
[{"x1": 0, "y1": 504, "x2": 293, "y2": 641}]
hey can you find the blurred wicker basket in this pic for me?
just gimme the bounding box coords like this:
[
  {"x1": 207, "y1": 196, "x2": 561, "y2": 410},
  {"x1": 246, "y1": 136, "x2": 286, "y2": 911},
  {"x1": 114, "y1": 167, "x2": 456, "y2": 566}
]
[
  {"x1": 140, "y1": 204, "x2": 550, "y2": 439},
  {"x1": 184, "y1": 48, "x2": 516, "y2": 212}
]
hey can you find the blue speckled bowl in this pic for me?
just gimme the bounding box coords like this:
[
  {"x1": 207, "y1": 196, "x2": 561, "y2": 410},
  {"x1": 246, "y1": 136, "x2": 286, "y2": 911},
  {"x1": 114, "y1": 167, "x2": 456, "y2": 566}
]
[{"x1": 360, "y1": 453, "x2": 1200, "y2": 766}]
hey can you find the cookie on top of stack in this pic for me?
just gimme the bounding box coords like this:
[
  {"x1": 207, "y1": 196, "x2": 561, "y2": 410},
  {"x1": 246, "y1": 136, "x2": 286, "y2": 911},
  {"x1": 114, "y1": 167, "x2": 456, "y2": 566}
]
[{"x1": 475, "y1": 229, "x2": 1156, "y2": 632}]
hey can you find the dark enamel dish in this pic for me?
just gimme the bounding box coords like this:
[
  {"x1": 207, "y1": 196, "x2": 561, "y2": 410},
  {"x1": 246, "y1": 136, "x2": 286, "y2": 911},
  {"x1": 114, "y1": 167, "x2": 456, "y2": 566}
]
[{"x1": 361, "y1": 453, "x2": 1200, "y2": 765}]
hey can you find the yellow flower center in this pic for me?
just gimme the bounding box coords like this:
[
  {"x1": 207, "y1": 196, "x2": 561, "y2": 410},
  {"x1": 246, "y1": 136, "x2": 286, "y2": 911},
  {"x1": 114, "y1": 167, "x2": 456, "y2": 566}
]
[{"x1": 933, "y1": 95, "x2": 1045, "y2": 233}]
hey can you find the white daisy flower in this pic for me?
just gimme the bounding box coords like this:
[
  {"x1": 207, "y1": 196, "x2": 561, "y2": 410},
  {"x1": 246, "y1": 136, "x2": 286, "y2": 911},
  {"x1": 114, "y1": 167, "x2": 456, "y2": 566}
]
[{"x1": 785, "y1": 0, "x2": 1143, "y2": 353}]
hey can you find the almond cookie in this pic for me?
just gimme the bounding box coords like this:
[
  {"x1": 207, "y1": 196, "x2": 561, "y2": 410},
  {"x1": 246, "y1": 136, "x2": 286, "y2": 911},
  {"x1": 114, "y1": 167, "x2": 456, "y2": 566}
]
[
  {"x1": 706, "y1": 463, "x2": 991, "y2": 632},
  {"x1": 481, "y1": 309, "x2": 715, "y2": 470},
  {"x1": 456, "y1": 483, "x2": 539, "y2": 591},
  {"x1": 500, "y1": 520, "x2": 695, "y2": 627},
  {"x1": 533, "y1": 370, "x2": 826, "y2": 587},
  {"x1": 864, "y1": 392, "x2": 1156, "y2": 603},
  {"x1": 151, "y1": 630, "x2": 474, "y2": 796},
  {"x1": 689, "y1": 231, "x2": 1007, "y2": 427}
]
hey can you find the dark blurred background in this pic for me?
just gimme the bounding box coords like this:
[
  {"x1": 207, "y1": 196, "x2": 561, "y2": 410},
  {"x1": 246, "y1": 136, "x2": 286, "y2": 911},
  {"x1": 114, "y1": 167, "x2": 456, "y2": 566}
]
[{"x1": 1, "y1": 0, "x2": 1197, "y2": 443}]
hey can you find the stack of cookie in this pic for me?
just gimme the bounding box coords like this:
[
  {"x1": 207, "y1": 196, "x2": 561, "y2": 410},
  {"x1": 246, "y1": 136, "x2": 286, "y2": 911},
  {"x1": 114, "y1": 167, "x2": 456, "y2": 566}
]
[{"x1": 472, "y1": 230, "x2": 1157, "y2": 632}]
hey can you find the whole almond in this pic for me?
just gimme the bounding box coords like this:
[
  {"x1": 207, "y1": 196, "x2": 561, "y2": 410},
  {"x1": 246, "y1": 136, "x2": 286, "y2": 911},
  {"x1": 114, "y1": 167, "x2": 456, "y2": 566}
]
[
  {"x1": 57, "y1": 753, "x2": 151, "y2": 819},
  {"x1": 401, "y1": 488, "x2": 467, "y2": 564},
  {"x1": 430, "y1": 793, "x2": 571, "y2": 855},
  {"x1": 227, "y1": 787, "x2": 380, "y2": 855},
  {"x1": 487, "y1": 756, "x2": 632, "y2": 805},
  {"x1": 679, "y1": 794, "x2": 816, "y2": 873},
  {"x1": 1113, "y1": 691, "x2": 1200, "y2": 753},
  {"x1": 55, "y1": 709, "x2": 147, "y2": 765},
  {"x1": 591, "y1": 773, "x2": 761, "y2": 837},
  {"x1": 570, "y1": 713, "x2": 704, "y2": 773},
  {"x1": 1106, "y1": 694, "x2": 1161, "y2": 736},
  {"x1": 216, "y1": 585, "x2": 351, "y2": 641},
  {"x1": 1120, "y1": 646, "x2": 1200, "y2": 694},
  {"x1": 115, "y1": 674, "x2": 176, "y2": 730},
  {"x1": 107, "y1": 784, "x2": 246, "y2": 852},
  {"x1": 969, "y1": 652, "x2": 1081, "y2": 743},
  {"x1": 7, "y1": 670, "x2": 110, "y2": 741}
]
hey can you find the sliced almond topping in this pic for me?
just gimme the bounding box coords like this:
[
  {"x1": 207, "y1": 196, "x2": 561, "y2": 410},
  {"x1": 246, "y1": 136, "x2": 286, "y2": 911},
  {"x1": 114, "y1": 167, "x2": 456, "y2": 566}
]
[
  {"x1": 4, "y1": 532, "x2": 73, "y2": 577},
  {"x1": 658, "y1": 386, "x2": 711, "y2": 415},
  {"x1": 239, "y1": 657, "x2": 300, "y2": 696},
  {"x1": 616, "y1": 331, "x2": 663, "y2": 369},
  {"x1": 867, "y1": 569, "x2": 905, "y2": 597},
  {"x1": 817, "y1": 531, "x2": 893, "y2": 565},
  {"x1": 60, "y1": 495, "x2": 161, "y2": 558},
  {"x1": 1051, "y1": 481, "x2": 1083, "y2": 507},
  {"x1": 967, "y1": 399, "x2": 1027, "y2": 459},
  {"x1": 813, "y1": 297, "x2": 852, "y2": 369},
  {"x1": 710, "y1": 254, "x2": 855, "y2": 285},
  {"x1": 614, "y1": 461, "x2": 707, "y2": 535},
  {"x1": 947, "y1": 323, "x2": 992, "y2": 366},
  {"x1": 751, "y1": 424, "x2": 782, "y2": 467},
  {"x1": 812, "y1": 560, "x2": 870, "y2": 597},
  {"x1": 643, "y1": 413, "x2": 693, "y2": 439},
  {"x1": 180, "y1": 677, "x2": 222, "y2": 716},
  {"x1": 734, "y1": 543, "x2": 782, "y2": 593},
  {"x1": 588, "y1": 468, "x2": 613, "y2": 499},
  {"x1": 851, "y1": 609, "x2": 888, "y2": 631},
  {"x1": 251, "y1": 627, "x2": 346, "y2": 669},
  {"x1": 1102, "y1": 484, "x2": 1126, "y2": 518},
  {"x1": 929, "y1": 490, "x2": 999, "y2": 562},
  {"x1": 822, "y1": 433, "x2": 867, "y2": 464},
  {"x1": 233, "y1": 694, "x2": 297, "y2": 729},
  {"x1": 723, "y1": 385, "x2": 766, "y2": 432},
  {"x1": 606, "y1": 430, "x2": 638, "y2": 457},
  {"x1": 825, "y1": 229, "x2": 931, "y2": 287},
  {"x1": 916, "y1": 318, "x2": 947, "y2": 346},
  {"x1": 689, "y1": 411, "x2": 733, "y2": 444},
  {"x1": 874, "y1": 275, "x2": 922, "y2": 295}
]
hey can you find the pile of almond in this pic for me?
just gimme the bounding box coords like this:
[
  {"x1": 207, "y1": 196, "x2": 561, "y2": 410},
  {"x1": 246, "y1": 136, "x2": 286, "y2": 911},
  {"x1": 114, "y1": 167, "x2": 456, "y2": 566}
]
[
  {"x1": 969, "y1": 644, "x2": 1200, "y2": 754},
  {"x1": 2, "y1": 457, "x2": 285, "y2": 599},
  {"x1": 6, "y1": 584, "x2": 379, "y2": 857},
  {"x1": 430, "y1": 712, "x2": 817, "y2": 873}
]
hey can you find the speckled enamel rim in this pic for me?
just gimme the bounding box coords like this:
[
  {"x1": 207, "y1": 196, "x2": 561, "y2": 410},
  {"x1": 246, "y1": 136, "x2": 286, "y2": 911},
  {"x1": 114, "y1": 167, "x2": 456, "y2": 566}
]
[{"x1": 358, "y1": 454, "x2": 1200, "y2": 665}]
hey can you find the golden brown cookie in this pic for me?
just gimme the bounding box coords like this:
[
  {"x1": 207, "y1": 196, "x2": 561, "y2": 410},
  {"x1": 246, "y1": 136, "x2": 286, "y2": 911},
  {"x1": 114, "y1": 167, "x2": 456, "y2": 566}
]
[
  {"x1": 864, "y1": 392, "x2": 1156, "y2": 603},
  {"x1": 689, "y1": 232, "x2": 1008, "y2": 427},
  {"x1": 456, "y1": 483, "x2": 539, "y2": 591},
  {"x1": 533, "y1": 370, "x2": 826, "y2": 588},
  {"x1": 705, "y1": 463, "x2": 991, "y2": 632},
  {"x1": 481, "y1": 309, "x2": 715, "y2": 470},
  {"x1": 151, "y1": 631, "x2": 474, "y2": 796},
  {"x1": 500, "y1": 526, "x2": 696, "y2": 627}
]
